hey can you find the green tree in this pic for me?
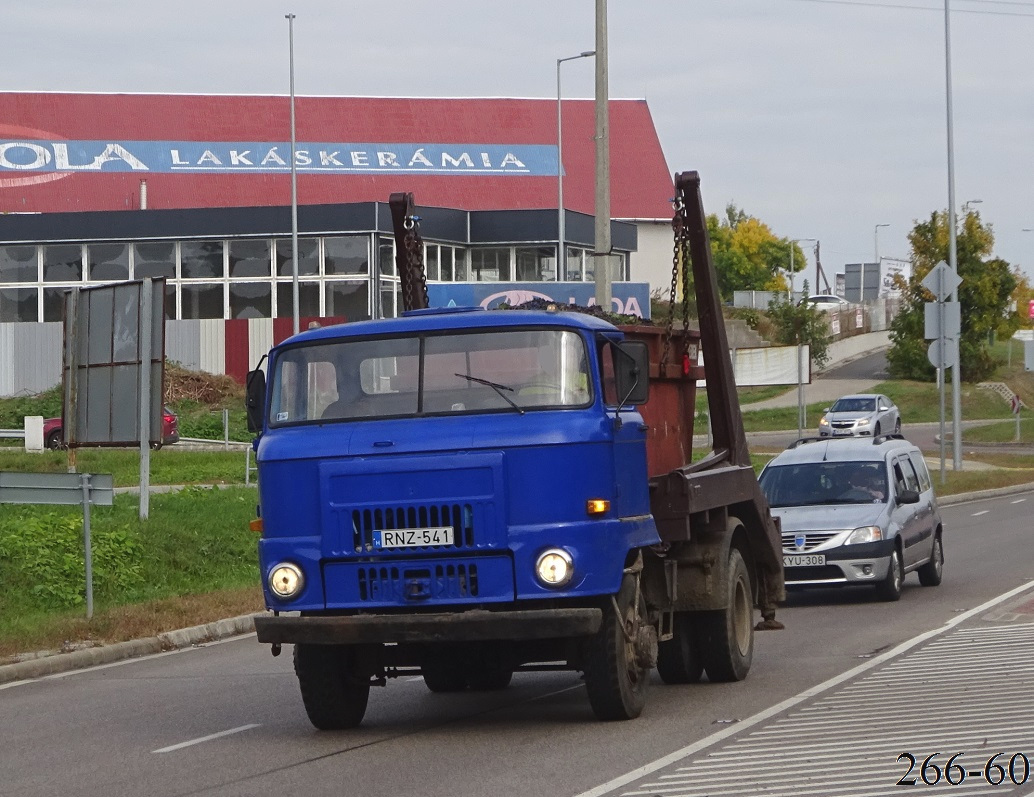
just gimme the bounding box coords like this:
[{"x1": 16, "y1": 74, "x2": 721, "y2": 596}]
[
  {"x1": 887, "y1": 210, "x2": 1017, "y2": 381},
  {"x1": 707, "y1": 203, "x2": 806, "y2": 301},
  {"x1": 766, "y1": 297, "x2": 833, "y2": 369}
]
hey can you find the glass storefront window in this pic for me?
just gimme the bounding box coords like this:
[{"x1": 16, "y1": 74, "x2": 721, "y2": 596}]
[
  {"x1": 470, "y1": 248, "x2": 510, "y2": 282},
  {"x1": 564, "y1": 248, "x2": 584, "y2": 281},
  {"x1": 180, "y1": 283, "x2": 225, "y2": 319},
  {"x1": 134, "y1": 242, "x2": 176, "y2": 279},
  {"x1": 229, "y1": 239, "x2": 271, "y2": 278},
  {"x1": 324, "y1": 237, "x2": 368, "y2": 276},
  {"x1": 88, "y1": 243, "x2": 130, "y2": 281},
  {"x1": 378, "y1": 239, "x2": 395, "y2": 276},
  {"x1": 276, "y1": 281, "x2": 320, "y2": 318},
  {"x1": 425, "y1": 244, "x2": 440, "y2": 281},
  {"x1": 0, "y1": 245, "x2": 38, "y2": 283},
  {"x1": 585, "y1": 253, "x2": 627, "y2": 284},
  {"x1": 454, "y1": 248, "x2": 469, "y2": 281},
  {"x1": 43, "y1": 245, "x2": 82, "y2": 282},
  {"x1": 0, "y1": 287, "x2": 37, "y2": 322},
  {"x1": 275, "y1": 238, "x2": 319, "y2": 277},
  {"x1": 163, "y1": 284, "x2": 176, "y2": 320},
  {"x1": 229, "y1": 281, "x2": 272, "y2": 319},
  {"x1": 42, "y1": 287, "x2": 72, "y2": 321},
  {"x1": 515, "y1": 247, "x2": 556, "y2": 281},
  {"x1": 325, "y1": 281, "x2": 370, "y2": 322},
  {"x1": 181, "y1": 241, "x2": 225, "y2": 279}
]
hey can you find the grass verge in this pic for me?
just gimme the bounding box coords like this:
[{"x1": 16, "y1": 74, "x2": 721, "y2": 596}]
[{"x1": 0, "y1": 448, "x2": 250, "y2": 487}]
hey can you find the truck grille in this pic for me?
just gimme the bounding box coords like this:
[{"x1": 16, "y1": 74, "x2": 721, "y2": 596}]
[
  {"x1": 351, "y1": 503, "x2": 475, "y2": 553},
  {"x1": 357, "y1": 563, "x2": 479, "y2": 602}
]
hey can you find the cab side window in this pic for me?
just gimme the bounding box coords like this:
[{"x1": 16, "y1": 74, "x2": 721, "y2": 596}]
[
  {"x1": 908, "y1": 451, "x2": 933, "y2": 492},
  {"x1": 894, "y1": 457, "x2": 920, "y2": 494}
]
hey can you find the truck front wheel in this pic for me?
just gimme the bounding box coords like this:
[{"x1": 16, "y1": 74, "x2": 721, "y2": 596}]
[
  {"x1": 583, "y1": 574, "x2": 650, "y2": 721},
  {"x1": 294, "y1": 643, "x2": 370, "y2": 729},
  {"x1": 701, "y1": 547, "x2": 754, "y2": 683}
]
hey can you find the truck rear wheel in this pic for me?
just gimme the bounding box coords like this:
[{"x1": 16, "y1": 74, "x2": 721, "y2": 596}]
[
  {"x1": 421, "y1": 649, "x2": 468, "y2": 693},
  {"x1": 657, "y1": 612, "x2": 704, "y2": 685},
  {"x1": 701, "y1": 547, "x2": 754, "y2": 683},
  {"x1": 293, "y1": 643, "x2": 370, "y2": 729},
  {"x1": 466, "y1": 667, "x2": 513, "y2": 691},
  {"x1": 583, "y1": 574, "x2": 649, "y2": 721}
]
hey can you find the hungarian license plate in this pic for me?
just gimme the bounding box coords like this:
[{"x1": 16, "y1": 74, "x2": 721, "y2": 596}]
[
  {"x1": 373, "y1": 527, "x2": 454, "y2": 549},
  {"x1": 833, "y1": 429, "x2": 853, "y2": 436},
  {"x1": 783, "y1": 553, "x2": 826, "y2": 567}
]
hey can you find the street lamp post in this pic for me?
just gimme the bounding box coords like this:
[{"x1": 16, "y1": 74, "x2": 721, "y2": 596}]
[
  {"x1": 874, "y1": 223, "x2": 890, "y2": 265},
  {"x1": 962, "y1": 198, "x2": 982, "y2": 214},
  {"x1": 286, "y1": 12, "x2": 299, "y2": 336},
  {"x1": 556, "y1": 50, "x2": 595, "y2": 281},
  {"x1": 790, "y1": 238, "x2": 816, "y2": 440}
]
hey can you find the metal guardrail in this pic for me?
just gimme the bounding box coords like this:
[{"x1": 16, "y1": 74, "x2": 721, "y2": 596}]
[{"x1": 0, "y1": 429, "x2": 25, "y2": 439}]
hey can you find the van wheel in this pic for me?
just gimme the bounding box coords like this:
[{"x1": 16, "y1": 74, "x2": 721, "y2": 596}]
[
  {"x1": 294, "y1": 644, "x2": 370, "y2": 729},
  {"x1": 701, "y1": 547, "x2": 754, "y2": 682},
  {"x1": 875, "y1": 549, "x2": 904, "y2": 601},
  {"x1": 917, "y1": 534, "x2": 944, "y2": 587},
  {"x1": 583, "y1": 574, "x2": 649, "y2": 721},
  {"x1": 657, "y1": 612, "x2": 704, "y2": 684},
  {"x1": 46, "y1": 430, "x2": 63, "y2": 450}
]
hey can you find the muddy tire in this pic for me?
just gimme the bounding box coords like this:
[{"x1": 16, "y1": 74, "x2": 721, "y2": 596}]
[
  {"x1": 701, "y1": 547, "x2": 754, "y2": 683},
  {"x1": 422, "y1": 652, "x2": 468, "y2": 693},
  {"x1": 466, "y1": 667, "x2": 513, "y2": 691},
  {"x1": 293, "y1": 644, "x2": 370, "y2": 730},
  {"x1": 875, "y1": 548, "x2": 904, "y2": 602},
  {"x1": 917, "y1": 534, "x2": 944, "y2": 587},
  {"x1": 657, "y1": 612, "x2": 704, "y2": 685},
  {"x1": 583, "y1": 574, "x2": 650, "y2": 721}
]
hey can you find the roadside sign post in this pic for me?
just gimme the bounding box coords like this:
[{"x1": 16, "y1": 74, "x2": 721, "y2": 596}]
[
  {"x1": 0, "y1": 471, "x2": 114, "y2": 619},
  {"x1": 1012, "y1": 394, "x2": 1022, "y2": 442},
  {"x1": 922, "y1": 261, "x2": 963, "y2": 482}
]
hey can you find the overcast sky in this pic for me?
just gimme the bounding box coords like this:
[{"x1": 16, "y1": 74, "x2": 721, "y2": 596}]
[{"x1": 7, "y1": 0, "x2": 1034, "y2": 286}]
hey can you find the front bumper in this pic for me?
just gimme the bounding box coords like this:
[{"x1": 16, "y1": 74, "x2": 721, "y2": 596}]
[
  {"x1": 254, "y1": 607, "x2": 603, "y2": 645},
  {"x1": 784, "y1": 539, "x2": 895, "y2": 587}
]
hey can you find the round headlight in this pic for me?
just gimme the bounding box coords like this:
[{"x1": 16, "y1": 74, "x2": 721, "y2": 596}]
[
  {"x1": 535, "y1": 548, "x2": 574, "y2": 588},
  {"x1": 268, "y1": 562, "x2": 305, "y2": 598}
]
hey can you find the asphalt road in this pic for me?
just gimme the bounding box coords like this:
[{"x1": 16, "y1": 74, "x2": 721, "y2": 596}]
[{"x1": 3, "y1": 490, "x2": 1033, "y2": 797}]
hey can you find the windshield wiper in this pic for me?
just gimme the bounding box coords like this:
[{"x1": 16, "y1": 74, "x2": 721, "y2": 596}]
[{"x1": 454, "y1": 373, "x2": 525, "y2": 415}]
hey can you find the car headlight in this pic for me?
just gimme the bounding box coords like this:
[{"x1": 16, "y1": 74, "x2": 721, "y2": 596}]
[
  {"x1": 535, "y1": 548, "x2": 574, "y2": 588},
  {"x1": 856, "y1": 418, "x2": 870, "y2": 427},
  {"x1": 819, "y1": 417, "x2": 830, "y2": 427},
  {"x1": 846, "y1": 526, "x2": 883, "y2": 545},
  {"x1": 268, "y1": 562, "x2": 305, "y2": 599}
]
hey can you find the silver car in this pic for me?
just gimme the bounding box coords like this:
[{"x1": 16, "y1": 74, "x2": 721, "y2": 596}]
[
  {"x1": 758, "y1": 435, "x2": 944, "y2": 601},
  {"x1": 818, "y1": 393, "x2": 900, "y2": 438}
]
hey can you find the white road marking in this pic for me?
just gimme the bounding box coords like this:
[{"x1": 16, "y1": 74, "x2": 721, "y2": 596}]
[
  {"x1": 152, "y1": 723, "x2": 261, "y2": 753},
  {"x1": 972, "y1": 510, "x2": 990, "y2": 516},
  {"x1": 574, "y1": 580, "x2": 1034, "y2": 797},
  {"x1": 1012, "y1": 498, "x2": 1027, "y2": 504}
]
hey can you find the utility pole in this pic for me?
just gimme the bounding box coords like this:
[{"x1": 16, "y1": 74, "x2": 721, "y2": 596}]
[{"x1": 593, "y1": 0, "x2": 612, "y2": 309}]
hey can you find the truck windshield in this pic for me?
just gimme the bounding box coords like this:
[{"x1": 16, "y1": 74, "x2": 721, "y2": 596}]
[{"x1": 268, "y1": 328, "x2": 592, "y2": 425}]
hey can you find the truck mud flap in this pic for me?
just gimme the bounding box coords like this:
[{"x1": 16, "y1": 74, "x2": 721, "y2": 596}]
[{"x1": 255, "y1": 608, "x2": 603, "y2": 645}]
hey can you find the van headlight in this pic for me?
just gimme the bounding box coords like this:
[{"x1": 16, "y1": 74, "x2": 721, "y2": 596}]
[
  {"x1": 268, "y1": 562, "x2": 305, "y2": 598},
  {"x1": 535, "y1": 548, "x2": 574, "y2": 588},
  {"x1": 846, "y1": 526, "x2": 883, "y2": 545}
]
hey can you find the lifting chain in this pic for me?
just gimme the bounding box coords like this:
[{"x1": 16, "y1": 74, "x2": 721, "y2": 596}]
[
  {"x1": 660, "y1": 195, "x2": 693, "y2": 371},
  {"x1": 401, "y1": 214, "x2": 429, "y2": 312}
]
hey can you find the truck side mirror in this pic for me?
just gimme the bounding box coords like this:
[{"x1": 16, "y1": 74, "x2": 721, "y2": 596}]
[
  {"x1": 246, "y1": 369, "x2": 266, "y2": 433},
  {"x1": 614, "y1": 341, "x2": 649, "y2": 406}
]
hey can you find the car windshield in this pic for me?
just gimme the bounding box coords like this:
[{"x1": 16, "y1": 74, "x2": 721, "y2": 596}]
[
  {"x1": 268, "y1": 327, "x2": 592, "y2": 425},
  {"x1": 830, "y1": 397, "x2": 876, "y2": 413},
  {"x1": 759, "y1": 461, "x2": 888, "y2": 507}
]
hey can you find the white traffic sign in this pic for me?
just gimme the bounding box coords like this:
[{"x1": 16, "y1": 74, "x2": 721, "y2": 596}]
[
  {"x1": 924, "y1": 301, "x2": 961, "y2": 340},
  {"x1": 927, "y1": 338, "x2": 958, "y2": 369},
  {"x1": 920, "y1": 261, "x2": 963, "y2": 301}
]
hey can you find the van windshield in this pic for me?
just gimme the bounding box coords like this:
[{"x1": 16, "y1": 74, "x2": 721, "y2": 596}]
[
  {"x1": 759, "y1": 461, "x2": 888, "y2": 507},
  {"x1": 268, "y1": 328, "x2": 591, "y2": 425}
]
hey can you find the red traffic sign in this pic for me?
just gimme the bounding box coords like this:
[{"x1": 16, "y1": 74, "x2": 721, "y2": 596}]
[{"x1": 1011, "y1": 394, "x2": 1021, "y2": 414}]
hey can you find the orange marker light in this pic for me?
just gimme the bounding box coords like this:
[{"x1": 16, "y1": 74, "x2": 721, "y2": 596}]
[
  {"x1": 586, "y1": 499, "x2": 611, "y2": 515},
  {"x1": 249, "y1": 518, "x2": 264, "y2": 533}
]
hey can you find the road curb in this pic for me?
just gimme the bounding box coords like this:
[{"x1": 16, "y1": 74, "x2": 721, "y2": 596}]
[
  {"x1": 935, "y1": 481, "x2": 1034, "y2": 506},
  {"x1": 0, "y1": 613, "x2": 259, "y2": 686}
]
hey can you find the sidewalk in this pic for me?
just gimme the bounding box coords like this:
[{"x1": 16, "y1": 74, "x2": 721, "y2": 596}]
[{"x1": 745, "y1": 378, "x2": 880, "y2": 412}]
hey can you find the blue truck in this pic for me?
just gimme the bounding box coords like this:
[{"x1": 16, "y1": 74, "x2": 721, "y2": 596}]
[{"x1": 247, "y1": 173, "x2": 784, "y2": 727}]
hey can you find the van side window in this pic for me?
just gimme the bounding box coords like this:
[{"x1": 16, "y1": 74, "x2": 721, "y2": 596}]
[
  {"x1": 908, "y1": 451, "x2": 932, "y2": 492},
  {"x1": 895, "y1": 457, "x2": 920, "y2": 493}
]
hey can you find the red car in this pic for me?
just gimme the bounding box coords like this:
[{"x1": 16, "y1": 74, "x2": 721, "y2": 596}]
[{"x1": 43, "y1": 406, "x2": 180, "y2": 450}]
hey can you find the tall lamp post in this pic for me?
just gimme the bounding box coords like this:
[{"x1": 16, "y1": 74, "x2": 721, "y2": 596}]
[
  {"x1": 790, "y1": 238, "x2": 816, "y2": 440},
  {"x1": 874, "y1": 223, "x2": 890, "y2": 265},
  {"x1": 962, "y1": 198, "x2": 982, "y2": 214},
  {"x1": 556, "y1": 50, "x2": 595, "y2": 280},
  {"x1": 286, "y1": 12, "x2": 299, "y2": 336}
]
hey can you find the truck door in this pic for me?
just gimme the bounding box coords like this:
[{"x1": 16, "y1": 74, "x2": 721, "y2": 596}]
[{"x1": 600, "y1": 340, "x2": 650, "y2": 517}]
